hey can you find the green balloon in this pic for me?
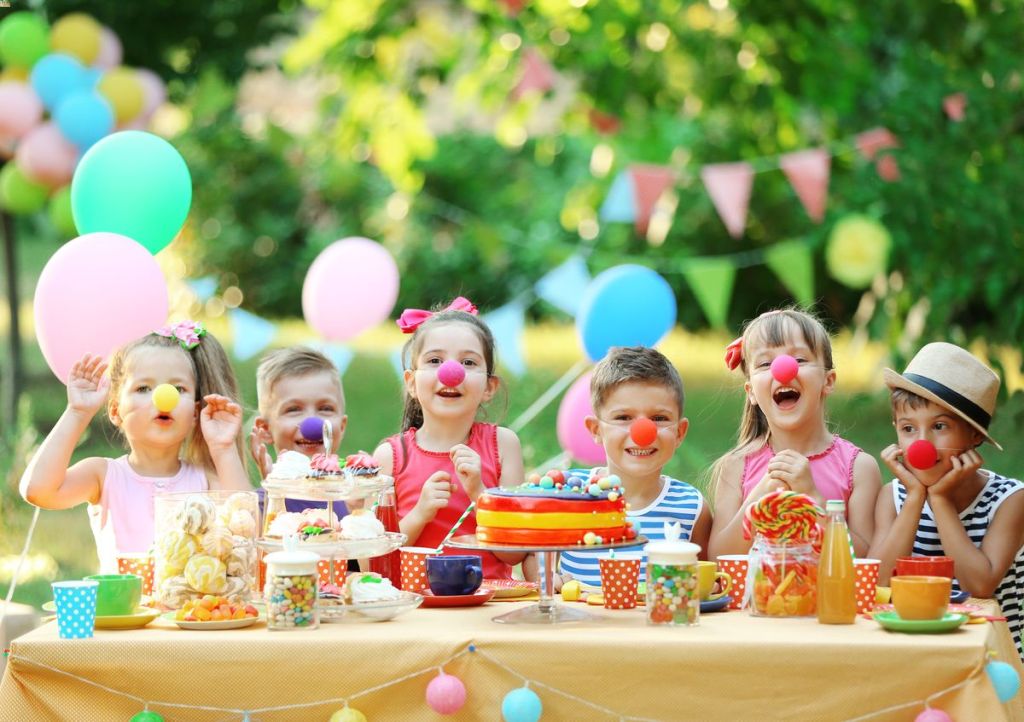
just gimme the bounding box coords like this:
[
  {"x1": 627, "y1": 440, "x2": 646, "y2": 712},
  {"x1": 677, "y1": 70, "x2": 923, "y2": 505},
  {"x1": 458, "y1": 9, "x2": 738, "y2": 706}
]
[
  {"x1": 71, "y1": 131, "x2": 192, "y2": 255},
  {"x1": 0, "y1": 163, "x2": 49, "y2": 215},
  {"x1": 129, "y1": 711, "x2": 164, "y2": 722},
  {"x1": 48, "y1": 185, "x2": 77, "y2": 238},
  {"x1": 0, "y1": 12, "x2": 50, "y2": 68}
]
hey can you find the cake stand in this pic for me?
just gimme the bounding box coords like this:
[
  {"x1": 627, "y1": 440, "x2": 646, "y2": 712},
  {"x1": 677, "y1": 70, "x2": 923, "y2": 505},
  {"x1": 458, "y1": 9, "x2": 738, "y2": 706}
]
[{"x1": 446, "y1": 534, "x2": 647, "y2": 624}]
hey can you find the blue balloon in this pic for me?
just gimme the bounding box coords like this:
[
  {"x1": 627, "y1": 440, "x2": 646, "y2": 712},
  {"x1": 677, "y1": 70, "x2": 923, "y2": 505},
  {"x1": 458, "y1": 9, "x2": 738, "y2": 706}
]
[
  {"x1": 30, "y1": 53, "x2": 87, "y2": 111},
  {"x1": 55, "y1": 91, "x2": 115, "y2": 150},
  {"x1": 987, "y1": 661, "x2": 1021, "y2": 703},
  {"x1": 501, "y1": 688, "x2": 542, "y2": 722},
  {"x1": 576, "y1": 264, "x2": 677, "y2": 361}
]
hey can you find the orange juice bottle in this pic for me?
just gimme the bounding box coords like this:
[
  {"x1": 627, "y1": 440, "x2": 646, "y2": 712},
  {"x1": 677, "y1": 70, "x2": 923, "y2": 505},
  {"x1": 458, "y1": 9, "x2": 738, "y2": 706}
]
[{"x1": 817, "y1": 499, "x2": 857, "y2": 624}]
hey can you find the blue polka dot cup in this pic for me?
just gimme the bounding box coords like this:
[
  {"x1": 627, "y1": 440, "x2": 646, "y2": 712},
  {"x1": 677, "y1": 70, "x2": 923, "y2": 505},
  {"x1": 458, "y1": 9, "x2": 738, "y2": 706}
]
[{"x1": 51, "y1": 580, "x2": 99, "y2": 639}]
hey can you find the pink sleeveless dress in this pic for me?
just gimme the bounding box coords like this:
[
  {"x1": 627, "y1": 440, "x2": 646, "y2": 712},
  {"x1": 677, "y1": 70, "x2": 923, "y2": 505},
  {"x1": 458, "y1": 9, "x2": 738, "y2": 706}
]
[
  {"x1": 387, "y1": 422, "x2": 512, "y2": 580},
  {"x1": 88, "y1": 456, "x2": 208, "y2": 573},
  {"x1": 740, "y1": 436, "x2": 861, "y2": 504}
]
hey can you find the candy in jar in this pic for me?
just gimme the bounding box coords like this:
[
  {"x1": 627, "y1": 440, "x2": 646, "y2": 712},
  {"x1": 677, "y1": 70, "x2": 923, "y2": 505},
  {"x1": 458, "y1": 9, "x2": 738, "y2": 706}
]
[
  {"x1": 644, "y1": 523, "x2": 701, "y2": 626},
  {"x1": 264, "y1": 542, "x2": 319, "y2": 631},
  {"x1": 749, "y1": 537, "x2": 817, "y2": 617}
]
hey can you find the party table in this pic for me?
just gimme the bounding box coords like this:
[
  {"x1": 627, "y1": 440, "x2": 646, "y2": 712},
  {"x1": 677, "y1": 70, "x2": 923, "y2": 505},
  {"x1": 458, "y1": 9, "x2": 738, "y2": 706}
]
[{"x1": 1, "y1": 599, "x2": 1022, "y2": 722}]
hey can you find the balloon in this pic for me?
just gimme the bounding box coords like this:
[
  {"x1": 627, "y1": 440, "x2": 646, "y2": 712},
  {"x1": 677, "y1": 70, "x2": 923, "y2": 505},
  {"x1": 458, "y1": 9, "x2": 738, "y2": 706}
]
[
  {"x1": 914, "y1": 710, "x2": 952, "y2": 722},
  {"x1": 437, "y1": 359, "x2": 466, "y2": 388},
  {"x1": 0, "y1": 163, "x2": 48, "y2": 215},
  {"x1": 0, "y1": 12, "x2": 50, "y2": 68},
  {"x1": 630, "y1": 417, "x2": 657, "y2": 447},
  {"x1": 906, "y1": 440, "x2": 937, "y2": 470},
  {"x1": 302, "y1": 237, "x2": 400, "y2": 341},
  {"x1": 328, "y1": 708, "x2": 368, "y2": 722},
  {"x1": 71, "y1": 131, "x2": 192, "y2": 254},
  {"x1": 986, "y1": 660, "x2": 1021, "y2": 703},
  {"x1": 556, "y1": 372, "x2": 605, "y2": 465},
  {"x1": 299, "y1": 417, "x2": 325, "y2": 441},
  {"x1": 15, "y1": 122, "x2": 78, "y2": 187},
  {"x1": 97, "y1": 67, "x2": 144, "y2": 123},
  {"x1": 55, "y1": 89, "x2": 114, "y2": 149},
  {"x1": 129, "y1": 711, "x2": 164, "y2": 722},
  {"x1": 426, "y1": 672, "x2": 467, "y2": 715},
  {"x1": 826, "y1": 215, "x2": 892, "y2": 289},
  {"x1": 30, "y1": 53, "x2": 86, "y2": 111},
  {"x1": 0, "y1": 66, "x2": 31, "y2": 83},
  {"x1": 576, "y1": 264, "x2": 676, "y2": 362},
  {"x1": 33, "y1": 232, "x2": 169, "y2": 383},
  {"x1": 502, "y1": 687, "x2": 542, "y2": 722},
  {"x1": 0, "y1": 81, "x2": 44, "y2": 139},
  {"x1": 48, "y1": 185, "x2": 77, "y2": 238},
  {"x1": 135, "y1": 69, "x2": 167, "y2": 118},
  {"x1": 50, "y1": 13, "x2": 101, "y2": 65},
  {"x1": 94, "y1": 26, "x2": 122, "y2": 70},
  {"x1": 770, "y1": 354, "x2": 799, "y2": 384}
]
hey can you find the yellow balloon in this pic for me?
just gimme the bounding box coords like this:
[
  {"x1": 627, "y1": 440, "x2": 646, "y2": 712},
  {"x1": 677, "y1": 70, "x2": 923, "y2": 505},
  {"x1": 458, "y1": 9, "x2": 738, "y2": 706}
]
[
  {"x1": 50, "y1": 13, "x2": 102, "y2": 64},
  {"x1": 152, "y1": 384, "x2": 180, "y2": 413},
  {"x1": 329, "y1": 708, "x2": 368, "y2": 722},
  {"x1": 825, "y1": 215, "x2": 892, "y2": 289},
  {"x1": 0, "y1": 66, "x2": 30, "y2": 83},
  {"x1": 98, "y1": 68, "x2": 146, "y2": 123}
]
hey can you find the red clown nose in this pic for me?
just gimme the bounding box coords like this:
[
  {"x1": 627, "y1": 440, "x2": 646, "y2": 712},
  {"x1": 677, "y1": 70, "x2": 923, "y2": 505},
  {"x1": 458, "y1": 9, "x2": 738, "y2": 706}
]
[
  {"x1": 437, "y1": 359, "x2": 466, "y2": 388},
  {"x1": 630, "y1": 417, "x2": 658, "y2": 447},
  {"x1": 770, "y1": 355, "x2": 799, "y2": 384},
  {"x1": 906, "y1": 439, "x2": 938, "y2": 470}
]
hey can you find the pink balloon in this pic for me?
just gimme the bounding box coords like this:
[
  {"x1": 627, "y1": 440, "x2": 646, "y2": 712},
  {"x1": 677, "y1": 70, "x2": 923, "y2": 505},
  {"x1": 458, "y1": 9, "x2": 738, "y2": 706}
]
[
  {"x1": 0, "y1": 82, "x2": 44, "y2": 139},
  {"x1": 302, "y1": 237, "x2": 400, "y2": 341},
  {"x1": 94, "y1": 27, "x2": 123, "y2": 70},
  {"x1": 556, "y1": 371, "x2": 606, "y2": 465},
  {"x1": 16, "y1": 122, "x2": 79, "y2": 187},
  {"x1": 425, "y1": 672, "x2": 466, "y2": 715},
  {"x1": 34, "y1": 232, "x2": 169, "y2": 383},
  {"x1": 135, "y1": 68, "x2": 166, "y2": 118},
  {"x1": 915, "y1": 710, "x2": 953, "y2": 722}
]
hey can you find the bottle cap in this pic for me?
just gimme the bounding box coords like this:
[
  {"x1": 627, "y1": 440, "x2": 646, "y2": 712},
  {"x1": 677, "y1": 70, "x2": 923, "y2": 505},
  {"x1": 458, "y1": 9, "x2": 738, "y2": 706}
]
[{"x1": 826, "y1": 499, "x2": 845, "y2": 513}]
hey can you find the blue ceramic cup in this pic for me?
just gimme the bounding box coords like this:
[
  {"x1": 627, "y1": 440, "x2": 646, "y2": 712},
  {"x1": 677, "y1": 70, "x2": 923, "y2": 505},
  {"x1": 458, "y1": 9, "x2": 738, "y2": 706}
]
[{"x1": 426, "y1": 555, "x2": 483, "y2": 596}]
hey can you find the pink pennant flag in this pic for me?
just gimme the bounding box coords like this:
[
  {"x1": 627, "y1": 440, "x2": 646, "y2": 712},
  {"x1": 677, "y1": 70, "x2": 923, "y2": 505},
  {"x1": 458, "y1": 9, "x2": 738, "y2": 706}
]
[
  {"x1": 589, "y1": 108, "x2": 621, "y2": 135},
  {"x1": 855, "y1": 127, "x2": 899, "y2": 160},
  {"x1": 875, "y1": 155, "x2": 901, "y2": 182},
  {"x1": 512, "y1": 48, "x2": 556, "y2": 100},
  {"x1": 701, "y1": 162, "x2": 754, "y2": 238},
  {"x1": 780, "y1": 148, "x2": 830, "y2": 223},
  {"x1": 500, "y1": 0, "x2": 526, "y2": 15},
  {"x1": 630, "y1": 164, "x2": 676, "y2": 236},
  {"x1": 943, "y1": 92, "x2": 967, "y2": 122}
]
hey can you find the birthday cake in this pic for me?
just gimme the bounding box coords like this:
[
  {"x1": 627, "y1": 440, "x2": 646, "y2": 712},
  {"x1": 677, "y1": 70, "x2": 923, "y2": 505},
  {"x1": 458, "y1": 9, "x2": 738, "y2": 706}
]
[{"x1": 476, "y1": 471, "x2": 635, "y2": 545}]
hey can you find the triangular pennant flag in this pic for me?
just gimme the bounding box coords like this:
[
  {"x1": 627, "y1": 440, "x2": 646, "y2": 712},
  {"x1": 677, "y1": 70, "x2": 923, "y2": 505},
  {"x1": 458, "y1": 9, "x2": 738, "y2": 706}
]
[
  {"x1": 512, "y1": 48, "x2": 556, "y2": 100},
  {"x1": 535, "y1": 254, "x2": 591, "y2": 315},
  {"x1": 483, "y1": 300, "x2": 527, "y2": 377},
  {"x1": 701, "y1": 162, "x2": 754, "y2": 238},
  {"x1": 187, "y1": 276, "x2": 217, "y2": 303},
  {"x1": 855, "y1": 127, "x2": 899, "y2": 160},
  {"x1": 588, "y1": 108, "x2": 621, "y2": 135},
  {"x1": 309, "y1": 342, "x2": 355, "y2": 376},
  {"x1": 764, "y1": 240, "x2": 815, "y2": 306},
  {"x1": 389, "y1": 347, "x2": 406, "y2": 382},
  {"x1": 681, "y1": 258, "x2": 736, "y2": 328},
  {"x1": 875, "y1": 154, "x2": 900, "y2": 182},
  {"x1": 779, "y1": 148, "x2": 830, "y2": 223},
  {"x1": 599, "y1": 171, "x2": 636, "y2": 222},
  {"x1": 228, "y1": 308, "x2": 276, "y2": 362},
  {"x1": 630, "y1": 164, "x2": 676, "y2": 236},
  {"x1": 943, "y1": 92, "x2": 967, "y2": 122}
]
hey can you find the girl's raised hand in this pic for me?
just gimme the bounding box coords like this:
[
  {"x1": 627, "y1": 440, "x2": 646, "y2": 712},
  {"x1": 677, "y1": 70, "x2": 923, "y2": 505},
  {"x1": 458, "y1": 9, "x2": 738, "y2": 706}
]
[
  {"x1": 200, "y1": 394, "x2": 243, "y2": 451},
  {"x1": 415, "y1": 470, "x2": 453, "y2": 521},
  {"x1": 450, "y1": 444, "x2": 484, "y2": 501},
  {"x1": 248, "y1": 422, "x2": 273, "y2": 478},
  {"x1": 767, "y1": 450, "x2": 817, "y2": 497},
  {"x1": 880, "y1": 443, "x2": 927, "y2": 495},
  {"x1": 66, "y1": 354, "x2": 109, "y2": 416},
  {"x1": 748, "y1": 470, "x2": 789, "y2": 501}
]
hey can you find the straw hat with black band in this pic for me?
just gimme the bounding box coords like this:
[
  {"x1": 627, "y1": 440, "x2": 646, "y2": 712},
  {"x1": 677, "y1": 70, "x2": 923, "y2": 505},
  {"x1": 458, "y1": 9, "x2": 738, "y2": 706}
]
[{"x1": 882, "y1": 342, "x2": 1002, "y2": 451}]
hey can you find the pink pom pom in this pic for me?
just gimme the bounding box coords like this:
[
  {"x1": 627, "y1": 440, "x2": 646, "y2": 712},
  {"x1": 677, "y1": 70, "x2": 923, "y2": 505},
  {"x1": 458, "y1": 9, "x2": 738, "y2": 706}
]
[
  {"x1": 915, "y1": 709, "x2": 953, "y2": 722},
  {"x1": 770, "y1": 354, "x2": 799, "y2": 384},
  {"x1": 426, "y1": 672, "x2": 466, "y2": 715},
  {"x1": 629, "y1": 417, "x2": 658, "y2": 447},
  {"x1": 437, "y1": 359, "x2": 466, "y2": 388},
  {"x1": 906, "y1": 439, "x2": 938, "y2": 470}
]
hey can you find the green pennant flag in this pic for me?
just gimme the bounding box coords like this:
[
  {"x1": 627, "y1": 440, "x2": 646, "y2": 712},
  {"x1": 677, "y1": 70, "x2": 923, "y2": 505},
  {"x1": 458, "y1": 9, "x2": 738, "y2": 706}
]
[
  {"x1": 765, "y1": 240, "x2": 815, "y2": 306},
  {"x1": 681, "y1": 257, "x2": 736, "y2": 328}
]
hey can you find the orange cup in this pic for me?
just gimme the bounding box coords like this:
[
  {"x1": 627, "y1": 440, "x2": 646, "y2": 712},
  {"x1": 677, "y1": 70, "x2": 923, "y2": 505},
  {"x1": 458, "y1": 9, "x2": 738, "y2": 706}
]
[
  {"x1": 895, "y1": 556, "x2": 954, "y2": 578},
  {"x1": 599, "y1": 558, "x2": 641, "y2": 610},
  {"x1": 853, "y1": 558, "x2": 881, "y2": 614},
  {"x1": 717, "y1": 555, "x2": 749, "y2": 610},
  {"x1": 400, "y1": 547, "x2": 440, "y2": 593},
  {"x1": 116, "y1": 553, "x2": 154, "y2": 596},
  {"x1": 317, "y1": 559, "x2": 348, "y2": 587},
  {"x1": 891, "y1": 575, "x2": 951, "y2": 620}
]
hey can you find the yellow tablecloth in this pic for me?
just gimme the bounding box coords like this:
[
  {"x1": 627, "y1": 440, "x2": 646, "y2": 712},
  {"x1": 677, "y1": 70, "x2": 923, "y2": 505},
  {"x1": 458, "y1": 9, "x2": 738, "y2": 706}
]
[{"x1": 1, "y1": 600, "x2": 1022, "y2": 722}]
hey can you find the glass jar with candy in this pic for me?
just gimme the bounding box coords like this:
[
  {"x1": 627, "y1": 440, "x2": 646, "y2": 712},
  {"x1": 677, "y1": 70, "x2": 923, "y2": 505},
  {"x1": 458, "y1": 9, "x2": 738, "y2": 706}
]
[
  {"x1": 748, "y1": 536, "x2": 817, "y2": 617},
  {"x1": 264, "y1": 543, "x2": 320, "y2": 630}
]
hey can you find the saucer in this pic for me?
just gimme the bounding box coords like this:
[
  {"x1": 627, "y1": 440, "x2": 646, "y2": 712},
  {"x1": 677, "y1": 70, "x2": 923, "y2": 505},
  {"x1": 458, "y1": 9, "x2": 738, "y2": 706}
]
[
  {"x1": 873, "y1": 611, "x2": 968, "y2": 634},
  {"x1": 420, "y1": 589, "x2": 496, "y2": 608},
  {"x1": 482, "y1": 579, "x2": 539, "y2": 599},
  {"x1": 700, "y1": 595, "x2": 731, "y2": 614},
  {"x1": 43, "y1": 602, "x2": 160, "y2": 630}
]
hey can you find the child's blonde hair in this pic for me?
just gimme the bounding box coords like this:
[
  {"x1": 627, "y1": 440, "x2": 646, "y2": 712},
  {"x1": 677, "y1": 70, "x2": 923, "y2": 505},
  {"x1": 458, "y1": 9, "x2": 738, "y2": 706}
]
[
  {"x1": 107, "y1": 330, "x2": 245, "y2": 473},
  {"x1": 256, "y1": 347, "x2": 344, "y2": 417}
]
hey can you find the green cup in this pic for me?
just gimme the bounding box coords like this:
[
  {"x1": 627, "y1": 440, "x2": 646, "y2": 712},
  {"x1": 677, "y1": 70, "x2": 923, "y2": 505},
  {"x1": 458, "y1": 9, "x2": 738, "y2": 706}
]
[{"x1": 84, "y1": 574, "x2": 142, "y2": 616}]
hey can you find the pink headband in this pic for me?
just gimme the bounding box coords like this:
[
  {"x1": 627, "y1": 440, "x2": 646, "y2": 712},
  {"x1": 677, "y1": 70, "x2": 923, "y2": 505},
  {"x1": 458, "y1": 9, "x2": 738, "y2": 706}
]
[
  {"x1": 397, "y1": 297, "x2": 478, "y2": 334},
  {"x1": 155, "y1": 320, "x2": 206, "y2": 350}
]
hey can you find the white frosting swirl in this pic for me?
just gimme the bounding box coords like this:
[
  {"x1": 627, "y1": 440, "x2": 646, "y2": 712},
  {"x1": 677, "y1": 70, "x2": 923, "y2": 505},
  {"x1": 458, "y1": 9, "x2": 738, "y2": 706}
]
[
  {"x1": 348, "y1": 574, "x2": 401, "y2": 603},
  {"x1": 339, "y1": 510, "x2": 385, "y2": 540},
  {"x1": 267, "y1": 450, "x2": 313, "y2": 480}
]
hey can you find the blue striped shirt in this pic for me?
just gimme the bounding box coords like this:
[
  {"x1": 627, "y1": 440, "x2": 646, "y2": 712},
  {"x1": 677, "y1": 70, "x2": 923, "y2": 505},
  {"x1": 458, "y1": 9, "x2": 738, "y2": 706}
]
[{"x1": 559, "y1": 473, "x2": 704, "y2": 588}]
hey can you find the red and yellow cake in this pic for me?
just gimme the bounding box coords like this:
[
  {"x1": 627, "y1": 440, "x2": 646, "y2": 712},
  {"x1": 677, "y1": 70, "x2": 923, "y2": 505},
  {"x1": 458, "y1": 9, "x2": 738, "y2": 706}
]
[{"x1": 476, "y1": 472, "x2": 633, "y2": 545}]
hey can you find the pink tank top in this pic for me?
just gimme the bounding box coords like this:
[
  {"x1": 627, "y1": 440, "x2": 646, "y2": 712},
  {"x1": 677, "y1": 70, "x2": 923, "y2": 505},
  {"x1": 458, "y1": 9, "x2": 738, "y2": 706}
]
[
  {"x1": 387, "y1": 422, "x2": 511, "y2": 580},
  {"x1": 88, "y1": 456, "x2": 208, "y2": 573},
  {"x1": 740, "y1": 436, "x2": 861, "y2": 504}
]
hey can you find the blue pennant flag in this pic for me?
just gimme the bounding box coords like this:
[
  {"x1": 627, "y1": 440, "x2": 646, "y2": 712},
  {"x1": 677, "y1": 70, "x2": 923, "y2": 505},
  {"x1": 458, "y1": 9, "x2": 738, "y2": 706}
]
[
  {"x1": 308, "y1": 342, "x2": 355, "y2": 376},
  {"x1": 598, "y1": 171, "x2": 636, "y2": 222},
  {"x1": 228, "y1": 308, "x2": 276, "y2": 361},
  {"x1": 534, "y1": 254, "x2": 591, "y2": 316},
  {"x1": 483, "y1": 300, "x2": 527, "y2": 377},
  {"x1": 389, "y1": 346, "x2": 406, "y2": 382},
  {"x1": 187, "y1": 276, "x2": 218, "y2": 303}
]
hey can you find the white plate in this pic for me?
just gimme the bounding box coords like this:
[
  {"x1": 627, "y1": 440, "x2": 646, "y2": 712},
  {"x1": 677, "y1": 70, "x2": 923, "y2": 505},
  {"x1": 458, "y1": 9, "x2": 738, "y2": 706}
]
[
  {"x1": 257, "y1": 531, "x2": 407, "y2": 558},
  {"x1": 320, "y1": 591, "x2": 423, "y2": 622},
  {"x1": 161, "y1": 611, "x2": 262, "y2": 630}
]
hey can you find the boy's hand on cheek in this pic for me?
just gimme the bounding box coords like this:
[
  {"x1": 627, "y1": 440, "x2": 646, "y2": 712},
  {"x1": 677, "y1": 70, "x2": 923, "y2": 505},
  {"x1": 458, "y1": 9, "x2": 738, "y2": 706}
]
[
  {"x1": 201, "y1": 395, "x2": 243, "y2": 450},
  {"x1": 450, "y1": 444, "x2": 484, "y2": 501},
  {"x1": 928, "y1": 449, "x2": 983, "y2": 501},
  {"x1": 881, "y1": 444, "x2": 927, "y2": 496},
  {"x1": 415, "y1": 470, "x2": 453, "y2": 521}
]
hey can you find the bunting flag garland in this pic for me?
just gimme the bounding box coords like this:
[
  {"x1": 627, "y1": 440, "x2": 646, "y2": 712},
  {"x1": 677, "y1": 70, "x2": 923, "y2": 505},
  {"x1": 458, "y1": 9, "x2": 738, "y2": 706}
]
[
  {"x1": 512, "y1": 48, "x2": 556, "y2": 100},
  {"x1": 943, "y1": 93, "x2": 967, "y2": 122},
  {"x1": 680, "y1": 257, "x2": 736, "y2": 328},
  {"x1": 228, "y1": 308, "x2": 276, "y2": 361},
  {"x1": 310, "y1": 342, "x2": 356, "y2": 376},
  {"x1": 483, "y1": 299, "x2": 527, "y2": 377},
  {"x1": 630, "y1": 164, "x2": 676, "y2": 236},
  {"x1": 700, "y1": 162, "x2": 754, "y2": 238},
  {"x1": 186, "y1": 276, "x2": 217, "y2": 303},
  {"x1": 598, "y1": 170, "x2": 636, "y2": 222},
  {"x1": 534, "y1": 254, "x2": 591, "y2": 315},
  {"x1": 764, "y1": 240, "x2": 815, "y2": 306},
  {"x1": 855, "y1": 127, "x2": 900, "y2": 182},
  {"x1": 779, "y1": 148, "x2": 831, "y2": 223}
]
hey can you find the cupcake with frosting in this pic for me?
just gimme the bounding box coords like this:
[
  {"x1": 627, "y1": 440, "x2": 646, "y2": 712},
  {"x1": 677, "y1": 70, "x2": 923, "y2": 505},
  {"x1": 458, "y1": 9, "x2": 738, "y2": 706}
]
[
  {"x1": 307, "y1": 452, "x2": 344, "y2": 483},
  {"x1": 339, "y1": 509, "x2": 385, "y2": 540},
  {"x1": 345, "y1": 572, "x2": 401, "y2": 603},
  {"x1": 266, "y1": 450, "x2": 312, "y2": 481},
  {"x1": 345, "y1": 452, "x2": 382, "y2": 484}
]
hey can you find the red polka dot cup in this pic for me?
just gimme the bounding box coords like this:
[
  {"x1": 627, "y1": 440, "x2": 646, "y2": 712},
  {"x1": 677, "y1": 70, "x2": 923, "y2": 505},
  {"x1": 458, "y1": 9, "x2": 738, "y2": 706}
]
[
  {"x1": 598, "y1": 557, "x2": 641, "y2": 610},
  {"x1": 317, "y1": 559, "x2": 347, "y2": 587},
  {"x1": 116, "y1": 553, "x2": 154, "y2": 596},
  {"x1": 400, "y1": 547, "x2": 440, "y2": 593},
  {"x1": 717, "y1": 555, "x2": 749, "y2": 610},
  {"x1": 854, "y1": 558, "x2": 881, "y2": 614}
]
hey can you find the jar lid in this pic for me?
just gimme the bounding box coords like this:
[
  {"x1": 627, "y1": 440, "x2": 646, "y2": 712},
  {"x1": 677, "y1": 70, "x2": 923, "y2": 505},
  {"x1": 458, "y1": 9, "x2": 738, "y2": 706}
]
[
  {"x1": 644, "y1": 539, "x2": 700, "y2": 564},
  {"x1": 264, "y1": 535, "x2": 319, "y2": 574}
]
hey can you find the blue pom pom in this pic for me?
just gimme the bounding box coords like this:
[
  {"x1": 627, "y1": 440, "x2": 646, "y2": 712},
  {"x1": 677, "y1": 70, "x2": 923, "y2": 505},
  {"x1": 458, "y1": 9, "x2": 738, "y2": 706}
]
[
  {"x1": 987, "y1": 660, "x2": 1021, "y2": 703},
  {"x1": 502, "y1": 687, "x2": 542, "y2": 722}
]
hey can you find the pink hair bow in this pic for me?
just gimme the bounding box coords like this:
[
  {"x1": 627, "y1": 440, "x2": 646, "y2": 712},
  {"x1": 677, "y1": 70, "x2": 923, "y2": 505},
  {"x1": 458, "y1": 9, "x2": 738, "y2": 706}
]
[
  {"x1": 155, "y1": 320, "x2": 206, "y2": 350},
  {"x1": 724, "y1": 337, "x2": 743, "y2": 371},
  {"x1": 396, "y1": 297, "x2": 478, "y2": 334}
]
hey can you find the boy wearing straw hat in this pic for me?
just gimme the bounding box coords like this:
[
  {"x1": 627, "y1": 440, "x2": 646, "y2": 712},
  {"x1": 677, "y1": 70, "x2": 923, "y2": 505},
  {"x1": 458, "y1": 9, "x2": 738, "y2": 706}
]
[{"x1": 869, "y1": 342, "x2": 1024, "y2": 658}]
